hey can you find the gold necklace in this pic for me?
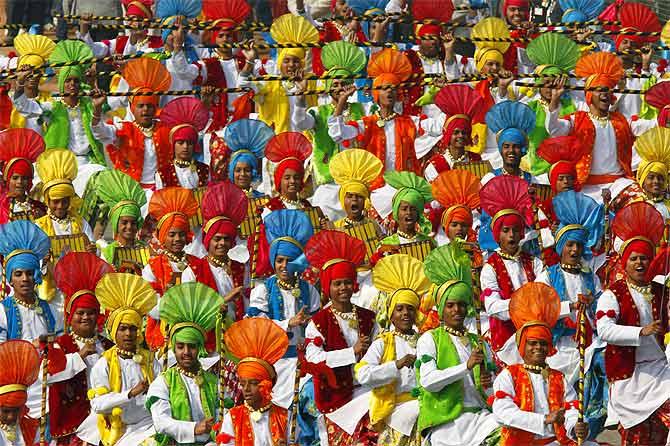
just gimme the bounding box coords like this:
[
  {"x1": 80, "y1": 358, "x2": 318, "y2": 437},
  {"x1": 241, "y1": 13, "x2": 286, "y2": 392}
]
[
  {"x1": 116, "y1": 347, "x2": 143, "y2": 364},
  {"x1": 164, "y1": 251, "x2": 188, "y2": 271},
  {"x1": 244, "y1": 401, "x2": 272, "y2": 422},
  {"x1": 280, "y1": 195, "x2": 302, "y2": 207},
  {"x1": 498, "y1": 249, "x2": 521, "y2": 261},
  {"x1": 627, "y1": 281, "x2": 653, "y2": 302},
  {"x1": 208, "y1": 255, "x2": 230, "y2": 269},
  {"x1": 444, "y1": 325, "x2": 469, "y2": 345},
  {"x1": 395, "y1": 331, "x2": 419, "y2": 348},
  {"x1": 560, "y1": 263, "x2": 582, "y2": 273},
  {"x1": 524, "y1": 363, "x2": 550, "y2": 379},
  {"x1": 444, "y1": 148, "x2": 467, "y2": 165},
  {"x1": 538, "y1": 97, "x2": 551, "y2": 108},
  {"x1": 344, "y1": 216, "x2": 365, "y2": 227},
  {"x1": 133, "y1": 121, "x2": 154, "y2": 137},
  {"x1": 277, "y1": 277, "x2": 301, "y2": 298},
  {"x1": 396, "y1": 230, "x2": 417, "y2": 241},
  {"x1": 376, "y1": 112, "x2": 398, "y2": 128},
  {"x1": 14, "y1": 296, "x2": 42, "y2": 314},
  {"x1": 72, "y1": 333, "x2": 97, "y2": 345},
  {"x1": 588, "y1": 111, "x2": 609, "y2": 126},
  {"x1": 0, "y1": 422, "x2": 16, "y2": 442},
  {"x1": 178, "y1": 365, "x2": 205, "y2": 386},
  {"x1": 645, "y1": 193, "x2": 665, "y2": 203},
  {"x1": 331, "y1": 305, "x2": 358, "y2": 329},
  {"x1": 48, "y1": 210, "x2": 71, "y2": 230},
  {"x1": 174, "y1": 159, "x2": 196, "y2": 171}
]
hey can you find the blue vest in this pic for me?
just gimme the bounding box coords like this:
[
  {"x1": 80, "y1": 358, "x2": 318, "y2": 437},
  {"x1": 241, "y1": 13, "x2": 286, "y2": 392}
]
[
  {"x1": 547, "y1": 264, "x2": 597, "y2": 344},
  {"x1": 2, "y1": 296, "x2": 56, "y2": 340}
]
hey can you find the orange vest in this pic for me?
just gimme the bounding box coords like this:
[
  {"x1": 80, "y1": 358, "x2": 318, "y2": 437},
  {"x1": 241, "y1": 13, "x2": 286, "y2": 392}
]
[
  {"x1": 229, "y1": 404, "x2": 287, "y2": 446},
  {"x1": 105, "y1": 121, "x2": 171, "y2": 183}
]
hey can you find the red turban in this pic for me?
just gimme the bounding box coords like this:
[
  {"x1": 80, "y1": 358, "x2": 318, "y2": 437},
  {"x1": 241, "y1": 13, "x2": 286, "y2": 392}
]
[
  {"x1": 492, "y1": 213, "x2": 525, "y2": 243},
  {"x1": 320, "y1": 261, "x2": 358, "y2": 299},
  {"x1": 202, "y1": 218, "x2": 238, "y2": 251},
  {"x1": 417, "y1": 24, "x2": 442, "y2": 38},
  {"x1": 621, "y1": 239, "x2": 654, "y2": 266},
  {"x1": 157, "y1": 213, "x2": 192, "y2": 245},
  {"x1": 0, "y1": 389, "x2": 27, "y2": 407},
  {"x1": 442, "y1": 205, "x2": 473, "y2": 229},
  {"x1": 658, "y1": 106, "x2": 670, "y2": 128},
  {"x1": 66, "y1": 293, "x2": 101, "y2": 325},
  {"x1": 548, "y1": 161, "x2": 579, "y2": 193},
  {"x1": 169, "y1": 125, "x2": 200, "y2": 153},
  {"x1": 440, "y1": 115, "x2": 472, "y2": 150},
  {"x1": 274, "y1": 159, "x2": 304, "y2": 193},
  {"x1": 517, "y1": 324, "x2": 555, "y2": 356},
  {"x1": 126, "y1": 1, "x2": 152, "y2": 19},
  {"x1": 4, "y1": 158, "x2": 33, "y2": 188},
  {"x1": 503, "y1": 0, "x2": 529, "y2": 16}
]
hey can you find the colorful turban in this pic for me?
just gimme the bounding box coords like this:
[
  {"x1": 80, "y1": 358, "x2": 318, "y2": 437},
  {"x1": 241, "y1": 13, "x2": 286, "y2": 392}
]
[
  {"x1": 621, "y1": 238, "x2": 654, "y2": 266},
  {"x1": 442, "y1": 115, "x2": 473, "y2": 148},
  {"x1": 388, "y1": 288, "x2": 420, "y2": 315},
  {"x1": 66, "y1": 292, "x2": 101, "y2": 325},
  {"x1": 474, "y1": 48, "x2": 505, "y2": 73},
  {"x1": 108, "y1": 307, "x2": 144, "y2": 342},
  {"x1": 157, "y1": 212, "x2": 193, "y2": 245},
  {"x1": 491, "y1": 211, "x2": 525, "y2": 243},
  {"x1": 274, "y1": 159, "x2": 304, "y2": 193},
  {"x1": 636, "y1": 161, "x2": 667, "y2": 186},
  {"x1": 320, "y1": 261, "x2": 358, "y2": 299},
  {"x1": 435, "y1": 280, "x2": 473, "y2": 317},
  {"x1": 229, "y1": 151, "x2": 261, "y2": 183},
  {"x1": 442, "y1": 205, "x2": 474, "y2": 229},
  {"x1": 5, "y1": 251, "x2": 43, "y2": 285},
  {"x1": 269, "y1": 236, "x2": 304, "y2": 267},
  {"x1": 549, "y1": 161, "x2": 578, "y2": 193},
  {"x1": 517, "y1": 323, "x2": 555, "y2": 356},
  {"x1": 202, "y1": 217, "x2": 238, "y2": 251}
]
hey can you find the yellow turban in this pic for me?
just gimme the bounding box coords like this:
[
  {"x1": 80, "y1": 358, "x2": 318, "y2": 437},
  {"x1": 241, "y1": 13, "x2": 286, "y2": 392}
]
[{"x1": 475, "y1": 48, "x2": 505, "y2": 72}]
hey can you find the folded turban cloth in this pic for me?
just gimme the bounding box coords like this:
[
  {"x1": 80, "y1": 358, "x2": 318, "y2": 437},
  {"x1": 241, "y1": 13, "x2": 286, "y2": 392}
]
[
  {"x1": 4, "y1": 159, "x2": 33, "y2": 189},
  {"x1": 320, "y1": 261, "x2": 358, "y2": 299},
  {"x1": 636, "y1": 161, "x2": 667, "y2": 187},
  {"x1": 441, "y1": 115, "x2": 473, "y2": 149},
  {"x1": 474, "y1": 48, "x2": 504, "y2": 73},
  {"x1": 621, "y1": 238, "x2": 654, "y2": 266},
  {"x1": 517, "y1": 324, "x2": 555, "y2": 356},
  {"x1": 497, "y1": 127, "x2": 528, "y2": 154},
  {"x1": 273, "y1": 159, "x2": 304, "y2": 193},
  {"x1": 171, "y1": 325, "x2": 207, "y2": 357},
  {"x1": 107, "y1": 308, "x2": 143, "y2": 343},
  {"x1": 202, "y1": 218, "x2": 238, "y2": 251},
  {"x1": 229, "y1": 151, "x2": 261, "y2": 183},
  {"x1": 442, "y1": 205, "x2": 473, "y2": 230},
  {"x1": 549, "y1": 161, "x2": 579, "y2": 193},
  {"x1": 388, "y1": 288, "x2": 420, "y2": 315},
  {"x1": 109, "y1": 201, "x2": 143, "y2": 238},
  {"x1": 338, "y1": 180, "x2": 370, "y2": 211},
  {"x1": 6, "y1": 251, "x2": 43, "y2": 285},
  {"x1": 67, "y1": 292, "x2": 101, "y2": 325},
  {"x1": 435, "y1": 280, "x2": 473, "y2": 318},
  {"x1": 269, "y1": 237, "x2": 303, "y2": 268},
  {"x1": 157, "y1": 213, "x2": 192, "y2": 245},
  {"x1": 492, "y1": 212, "x2": 525, "y2": 243}
]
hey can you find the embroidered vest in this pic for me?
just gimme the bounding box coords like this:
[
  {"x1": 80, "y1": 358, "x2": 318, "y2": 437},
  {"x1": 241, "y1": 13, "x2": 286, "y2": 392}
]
[
  {"x1": 156, "y1": 162, "x2": 209, "y2": 188},
  {"x1": 501, "y1": 364, "x2": 575, "y2": 446},
  {"x1": 229, "y1": 404, "x2": 287, "y2": 446},
  {"x1": 311, "y1": 306, "x2": 375, "y2": 413},
  {"x1": 486, "y1": 252, "x2": 536, "y2": 351},
  {"x1": 106, "y1": 121, "x2": 170, "y2": 183},
  {"x1": 1, "y1": 296, "x2": 55, "y2": 340},
  {"x1": 44, "y1": 99, "x2": 105, "y2": 165},
  {"x1": 605, "y1": 279, "x2": 669, "y2": 382},
  {"x1": 107, "y1": 35, "x2": 163, "y2": 55}
]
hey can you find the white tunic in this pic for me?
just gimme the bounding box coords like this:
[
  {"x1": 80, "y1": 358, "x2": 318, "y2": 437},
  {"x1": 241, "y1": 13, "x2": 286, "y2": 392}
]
[
  {"x1": 416, "y1": 331, "x2": 499, "y2": 446},
  {"x1": 0, "y1": 298, "x2": 62, "y2": 343},
  {"x1": 0, "y1": 423, "x2": 34, "y2": 446},
  {"x1": 182, "y1": 261, "x2": 248, "y2": 317},
  {"x1": 155, "y1": 165, "x2": 201, "y2": 190},
  {"x1": 596, "y1": 286, "x2": 670, "y2": 428}
]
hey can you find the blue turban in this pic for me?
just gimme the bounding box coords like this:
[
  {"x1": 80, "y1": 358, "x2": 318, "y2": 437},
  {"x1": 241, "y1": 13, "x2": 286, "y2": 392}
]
[
  {"x1": 5, "y1": 252, "x2": 43, "y2": 284},
  {"x1": 497, "y1": 128, "x2": 528, "y2": 154},
  {"x1": 229, "y1": 151, "x2": 261, "y2": 183}
]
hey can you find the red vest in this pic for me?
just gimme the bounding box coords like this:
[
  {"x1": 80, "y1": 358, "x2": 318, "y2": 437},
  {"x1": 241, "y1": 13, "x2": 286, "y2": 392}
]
[
  {"x1": 106, "y1": 121, "x2": 171, "y2": 183},
  {"x1": 196, "y1": 56, "x2": 247, "y2": 132},
  {"x1": 189, "y1": 256, "x2": 246, "y2": 322},
  {"x1": 425, "y1": 151, "x2": 482, "y2": 177},
  {"x1": 487, "y1": 252, "x2": 537, "y2": 351},
  {"x1": 310, "y1": 306, "x2": 375, "y2": 413},
  {"x1": 604, "y1": 280, "x2": 669, "y2": 382},
  {"x1": 228, "y1": 404, "x2": 287, "y2": 446},
  {"x1": 156, "y1": 162, "x2": 209, "y2": 188},
  {"x1": 402, "y1": 49, "x2": 424, "y2": 117},
  {"x1": 105, "y1": 35, "x2": 163, "y2": 55}
]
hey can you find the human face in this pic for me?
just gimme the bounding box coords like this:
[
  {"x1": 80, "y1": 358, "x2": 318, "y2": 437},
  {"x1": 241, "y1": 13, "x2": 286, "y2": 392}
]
[
  {"x1": 280, "y1": 55, "x2": 302, "y2": 77},
  {"x1": 481, "y1": 59, "x2": 501, "y2": 76},
  {"x1": 25, "y1": 72, "x2": 40, "y2": 95},
  {"x1": 208, "y1": 233, "x2": 233, "y2": 258},
  {"x1": 134, "y1": 102, "x2": 157, "y2": 127},
  {"x1": 117, "y1": 216, "x2": 138, "y2": 244},
  {"x1": 498, "y1": 224, "x2": 522, "y2": 255},
  {"x1": 523, "y1": 338, "x2": 549, "y2": 366},
  {"x1": 63, "y1": 76, "x2": 81, "y2": 96},
  {"x1": 274, "y1": 255, "x2": 292, "y2": 282},
  {"x1": 391, "y1": 303, "x2": 416, "y2": 334},
  {"x1": 447, "y1": 220, "x2": 469, "y2": 241},
  {"x1": 419, "y1": 39, "x2": 440, "y2": 58},
  {"x1": 233, "y1": 161, "x2": 253, "y2": 190},
  {"x1": 506, "y1": 5, "x2": 526, "y2": 26},
  {"x1": 441, "y1": 300, "x2": 467, "y2": 330},
  {"x1": 174, "y1": 341, "x2": 200, "y2": 372},
  {"x1": 643, "y1": 172, "x2": 666, "y2": 198},
  {"x1": 344, "y1": 192, "x2": 365, "y2": 220},
  {"x1": 625, "y1": 251, "x2": 651, "y2": 286},
  {"x1": 48, "y1": 197, "x2": 70, "y2": 219},
  {"x1": 215, "y1": 29, "x2": 234, "y2": 58},
  {"x1": 590, "y1": 91, "x2": 612, "y2": 114},
  {"x1": 115, "y1": 323, "x2": 138, "y2": 351},
  {"x1": 539, "y1": 85, "x2": 553, "y2": 102},
  {"x1": 397, "y1": 201, "x2": 419, "y2": 233},
  {"x1": 377, "y1": 88, "x2": 397, "y2": 107},
  {"x1": 174, "y1": 140, "x2": 195, "y2": 162},
  {"x1": 280, "y1": 168, "x2": 302, "y2": 197},
  {"x1": 554, "y1": 174, "x2": 575, "y2": 193},
  {"x1": 329, "y1": 277, "x2": 354, "y2": 307},
  {"x1": 164, "y1": 228, "x2": 187, "y2": 254},
  {"x1": 10, "y1": 269, "x2": 34, "y2": 299},
  {"x1": 501, "y1": 142, "x2": 522, "y2": 168},
  {"x1": 0, "y1": 406, "x2": 21, "y2": 426},
  {"x1": 329, "y1": 79, "x2": 346, "y2": 101},
  {"x1": 561, "y1": 240, "x2": 583, "y2": 266},
  {"x1": 333, "y1": 0, "x2": 352, "y2": 17},
  {"x1": 240, "y1": 377, "x2": 262, "y2": 409},
  {"x1": 450, "y1": 128, "x2": 468, "y2": 150},
  {"x1": 70, "y1": 307, "x2": 98, "y2": 338},
  {"x1": 7, "y1": 173, "x2": 30, "y2": 197}
]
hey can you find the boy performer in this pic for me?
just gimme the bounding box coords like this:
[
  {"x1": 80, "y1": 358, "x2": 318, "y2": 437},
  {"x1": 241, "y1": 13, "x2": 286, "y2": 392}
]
[
  {"x1": 90, "y1": 272, "x2": 161, "y2": 446},
  {"x1": 596, "y1": 201, "x2": 670, "y2": 445},
  {"x1": 633, "y1": 127, "x2": 670, "y2": 220},
  {"x1": 147, "y1": 282, "x2": 224, "y2": 445}
]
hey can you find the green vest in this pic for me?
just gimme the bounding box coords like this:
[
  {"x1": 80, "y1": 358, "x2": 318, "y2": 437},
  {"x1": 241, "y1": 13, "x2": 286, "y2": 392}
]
[
  {"x1": 148, "y1": 367, "x2": 219, "y2": 446},
  {"x1": 415, "y1": 328, "x2": 486, "y2": 434},
  {"x1": 43, "y1": 98, "x2": 106, "y2": 165},
  {"x1": 311, "y1": 102, "x2": 365, "y2": 185}
]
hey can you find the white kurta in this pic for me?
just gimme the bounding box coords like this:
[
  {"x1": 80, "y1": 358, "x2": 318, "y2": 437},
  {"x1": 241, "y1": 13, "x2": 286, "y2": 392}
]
[
  {"x1": 182, "y1": 261, "x2": 248, "y2": 317},
  {"x1": 596, "y1": 286, "x2": 670, "y2": 429},
  {"x1": 0, "y1": 298, "x2": 62, "y2": 343},
  {"x1": 416, "y1": 330, "x2": 499, "y2": 446},
  {"x1": 357, "y1": 332, "x2": 419, "y2": 437},
  {"x1": 147, "y1": 373, "x2": 216, "y2": 445},
  {"x1": 0, "y1": 423, "x2": 34, "y2": 446},
  {"x1": 249, "y1": 281, "x2": 321, "y2": 409},
  {"x1": 492, "y1": 368, "x2": 580, "y2": 444},
  {"x1": 155, "y1": 164, "x2": 201, "y2": 190}
]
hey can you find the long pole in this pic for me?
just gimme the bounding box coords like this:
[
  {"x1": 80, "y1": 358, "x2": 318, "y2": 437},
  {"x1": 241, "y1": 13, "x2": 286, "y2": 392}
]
[
  {"x1": 601, "y1": 189, "x2": 612, "y2": 288},
  {"x1": 289, "y1": 344, "x2": 303, "y2": 446},
  {"x1": 576, "y1": 294, "x2": 587, "y2": 446},
  {"x1": 39, "y1": 334, "x2": 54, "y2": 446}
]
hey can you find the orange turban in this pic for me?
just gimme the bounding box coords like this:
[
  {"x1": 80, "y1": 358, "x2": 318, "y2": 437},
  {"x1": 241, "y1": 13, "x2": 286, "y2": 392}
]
[
  {"x1": 442, "y1": 205, "x2": 473, "y2": 229},
  {"x1": 517, "y1": 324, "x2": 555, "y2": 356},
  {"x1": 157, "y1": 212, "x2": 192, "y2": 245}
]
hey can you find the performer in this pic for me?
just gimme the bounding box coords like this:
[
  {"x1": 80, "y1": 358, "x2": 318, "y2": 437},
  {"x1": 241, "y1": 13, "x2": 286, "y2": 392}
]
[
  {"x1": 248, "y1": 209, "x2": 320, "y2": 409},
  {"x1": 155, "y1": 97, "x2": 210, "y2": 190},
  {"x1": 358, "y1": 254, "x2": 432, "y2": 444},
  {"x1": 416, "y1": 243, "x2": 499, "y2": 446},
  {"x1": 596, "y1": 201, "x2": 670, "y2": 445},
  {"x1": 633, "y1": 127, "x2": 670, "y2": 219},
  {"x1": 546, "y1": 52, "x2": 634, "y2": 201},
  {"x1": 491, "y1": 282, "x2": 590, "y2": 445},
  {"x1": 304, "y1": 230, "x2": 379, "y2": 445},
  {"x1": 430, "y1": 170, "x2": 481, "y2": 248},
  {"x1": 0, "y1": 340, "x2": 41, "y2": 446},
  {"x1": 50, "y1": 252, "x2": 115, "y2": 446},
  {"x1": 420, "y1": 85, "x2": 485, "y2": 183},
  {"x1": 147, "y1": 282, "x2": 224, "y2": 445},
  {"x1": 0, "y1": 128, "x2": 47, "y2": 223},
  {"x1": 0, "y1": 220, "x2": 60, "y2": 342},
  {"x1": 479, "y1": 176, "x2": 543, "y2": 361},
  {"x1": 329, "y1": 48, "x2": 428, "y2": 177},
  {"x1": 89, "y1": 272, "x2": 161, "y2": 446},
  {"x1": 292, "y1": 41, "x2": 367, "y2": 186},
  {"x1": 93, "y1": 170, "x2": 149, "y2": 270},
  {"x1": 91, "y1": 57, "x2": 173, "y2": 190},
  {"x1": 217, "y1": 317, "x2": 290, "y2": 446},
  {"x1": 182, "y1": 181, "x2": 249, "y2": 323}
]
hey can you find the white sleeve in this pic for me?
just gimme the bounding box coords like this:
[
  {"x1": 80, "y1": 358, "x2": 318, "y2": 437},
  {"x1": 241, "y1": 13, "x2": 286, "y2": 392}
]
[
  {"x1": 480, "y1": 263, "x2": 511, "y2": 320},
  {"x1": 595, "y1": 290, "x2": 643, "y2": 346},
  {"x1": 47, "y1": 351, "x2": 88, "y2": 383},
  {"x1": 218, "y1": 411, "x2": 235, "y2": 445},
  {"x1": 292, "y1": 105, "x2": 316, "y2": 132},
  {"x1": 75, "y1": 31, "x2": 111, "y2": 58},
  {"x1": 166, "y1": 50, "x2": 200, "y2": 83},
  {"x1": 12, "y1": 93, "x2": 47, "y2": 119},
  {"x1": 545, "y1": 108, "x2": 572, "y2": 137},
  {"x1": 0, "y1": 306, "x2": 7, "y2": 343},
  {"x1": 424, "y1": 163, "x2": 438, "y2": 183},
  {"x1": 237, "y1": 73, "x2": 261, "y2": 94},
  {"x1": 563, "y1": 378, "x2": 580, "y2": 440},
  {"x1": 327, "y1": 115, "x2": 360, "y2": 143},
  {"x1": 89, "y1": 357, "x2": 132, "y2": 413},
  {"x1": 91, "y1": 119, "x2": 119, "y2": 146},
  {"x1": 356, "y1": 338, "x2": 400, "y2": 388},
  {"x1": 305, "y1": 320, "x2": 357, "y2": 368},
  {"x1": 148, "y1": 376, "x2": 198, "y2": 444},
  {"x1": 417, "y1": 332, "x2": 469, "y2": 392},
  {"x1": 307, "y1": 285, "x2": 321, "y2": 315},
  {"x1": 248, "y1": 283, "x2": 270, "y2": 314},
  {"x1": 492, "y1": 370, "x2": 549, "y2": 436}
]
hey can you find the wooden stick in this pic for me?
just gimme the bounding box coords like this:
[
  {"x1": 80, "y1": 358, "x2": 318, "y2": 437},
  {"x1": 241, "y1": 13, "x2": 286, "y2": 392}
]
[
  {"x1": 39, "y1": 335, "x2": 54, "y2": 446},
  {"x1": 576, "y1": 294, "x2": 587, "y2": 446},
  {"x1": 601, "y1": 189, "x2": 612, "y2": 288},
  {"x1": 289, "y1": 344, "x2": 303, "y2": 446},
  {"x1": 528, "y1": 186, "x2": 546, "y2": 266},
  {"x1": 218, "y1": 309, "x2": 228, "y2": 421}
]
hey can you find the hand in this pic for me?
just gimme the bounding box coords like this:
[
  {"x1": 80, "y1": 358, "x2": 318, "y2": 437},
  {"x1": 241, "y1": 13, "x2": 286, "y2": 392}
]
[
  {"x1": 90, "y1": 88, "x2": 107, "y2": 114},
  {"x1": 85, "y1": 242, "x2": 97, "y2": 254},
  {"x1": 572, "y1": 27, "x2": 593, "y2": 43},
  {"x1": 574, "y1": 421, "x2": 589, "y2": 440},
  {"x1": 466, "y1": 348, "x2": 485, "y2": 370},
  {"x1": 171, "y1": 18, "x2": 185, "y2": 51},
  {"x1": 79, "y1": 342, "x2": 97, "y2": 359},
  {"x1": 85, "y1": 65, "x2": 98, "y2": 89},
  {"x1": 241, "y1": 41, "x2": 257, "y2": 62},
  {"x1": 641, "y1": 320, "x2": 663, "y2": 336},
  {"x1": 640, "y1": 45, "x2": 653, "y2": 71},
  {"x1": 395, "y1": 353, "x2": 416, "y2": 369},
  {"x1": 372, "y1": 16, "x2": 391, "y2": 42},
  {"x1": 442, "y1": 31, "x2": 455, "y2": 61},
  {"x1": 433, "y1": 75, "x2": 447, "y2": 89},
  {"x1": 336, "y1": 84, "x2": 357, "y2": 106},
  {"x1": 200, "y1": 85, "x2": 217, "y2": 108},
  {"x1": 294, "y1": 68, "x2": 308, "y2": 93},
  {"x1": 194, "y1": 417, "x2": 215, "y2": 436},
  {"x1": 353, "y1": 335, "x2": 371, "y2": 356},
  {"x1": 548, "y1": 75, "x2": 566, "y2": 111},
  {"x1": 288, "y1": 306, "x2": 310, "y2": 328},
  {"x1": 79, "y1": 13, "x2": 92, "y2": 37},
  {"x1": 15, "y1": 64, "x2": 33, "y2": 86},
  {"x1": 223, "y1": 286, "x2": 244, "y2": 304},
  {"x1": 497, "y1": 69, "x2": 514, "y2": 91},
  {"x1": 480, "y1": 370, "x2": 493, "y2": 388},
  {"x1": 544, "y1": 408, "x2": 565, "y2": 426},
  {"x1": 128, "y1": 379, "x2": 149, "y2": 398}
]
